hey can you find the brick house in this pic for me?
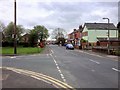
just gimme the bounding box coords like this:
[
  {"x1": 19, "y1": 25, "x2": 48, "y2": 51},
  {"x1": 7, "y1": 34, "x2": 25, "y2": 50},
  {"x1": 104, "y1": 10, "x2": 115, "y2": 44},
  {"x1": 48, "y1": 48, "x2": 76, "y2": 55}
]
[{"x1": 68, "y1": 25, "x2": 83, "y2": 48}]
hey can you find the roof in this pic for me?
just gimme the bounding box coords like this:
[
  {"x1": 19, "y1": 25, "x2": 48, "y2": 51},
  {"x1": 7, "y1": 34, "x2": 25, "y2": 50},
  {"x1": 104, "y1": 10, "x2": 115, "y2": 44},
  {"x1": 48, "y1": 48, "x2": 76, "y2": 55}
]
[{"x1": 84, "y1": 23, "x2": 117, "y2": 30}]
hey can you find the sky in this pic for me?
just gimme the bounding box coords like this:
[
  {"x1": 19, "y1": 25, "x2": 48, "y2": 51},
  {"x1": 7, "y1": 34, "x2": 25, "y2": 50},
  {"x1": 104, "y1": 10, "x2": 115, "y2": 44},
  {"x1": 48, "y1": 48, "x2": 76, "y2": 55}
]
[{"x1": 0, "y1": 0, "x2": 119, "y2": 39}]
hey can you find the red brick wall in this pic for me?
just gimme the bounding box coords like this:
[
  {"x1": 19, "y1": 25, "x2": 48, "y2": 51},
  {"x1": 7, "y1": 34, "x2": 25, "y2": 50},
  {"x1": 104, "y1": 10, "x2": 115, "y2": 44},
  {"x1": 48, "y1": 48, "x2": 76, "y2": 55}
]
[
  {"x1": 100, "y1": 42, "x2": 108, "y2": 46},
  {"x1": 99, "y1": 41, "x2": 120, "y2": 46}
]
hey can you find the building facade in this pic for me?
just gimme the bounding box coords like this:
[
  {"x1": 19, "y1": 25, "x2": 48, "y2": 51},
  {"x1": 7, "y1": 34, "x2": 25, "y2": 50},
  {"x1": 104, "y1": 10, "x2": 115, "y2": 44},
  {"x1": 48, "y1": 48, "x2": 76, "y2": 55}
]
[
  {"x1": 68, "y1": 25, "x2": 83, "y2": 48},
  {"x1": 82, "y1": 23, "x2": 118, "y2": 47}
]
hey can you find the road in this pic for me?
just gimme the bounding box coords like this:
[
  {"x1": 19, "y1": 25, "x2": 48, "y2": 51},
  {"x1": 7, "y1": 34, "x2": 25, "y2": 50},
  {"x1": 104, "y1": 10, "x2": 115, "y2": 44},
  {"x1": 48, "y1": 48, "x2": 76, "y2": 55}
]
[{"x1": 2, "y1": 45, "x2": 119, "y2": 88}]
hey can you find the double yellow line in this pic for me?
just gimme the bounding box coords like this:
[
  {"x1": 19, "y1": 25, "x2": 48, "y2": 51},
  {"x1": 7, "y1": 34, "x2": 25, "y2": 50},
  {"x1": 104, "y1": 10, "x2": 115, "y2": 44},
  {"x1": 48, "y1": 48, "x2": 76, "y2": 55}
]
[{"x1": 2, "y1": 67, "x2": 76, "y2": 90}]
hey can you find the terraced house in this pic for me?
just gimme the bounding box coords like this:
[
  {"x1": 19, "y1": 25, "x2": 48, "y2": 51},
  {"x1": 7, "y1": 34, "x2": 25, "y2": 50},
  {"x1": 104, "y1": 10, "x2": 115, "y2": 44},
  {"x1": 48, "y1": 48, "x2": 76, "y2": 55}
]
[
  {"x1": 68, "y1": 25, "x2": 83, "y2": 49},
  {"x1": 82, "y1": 23, "x2": 118, "y2": 48}
]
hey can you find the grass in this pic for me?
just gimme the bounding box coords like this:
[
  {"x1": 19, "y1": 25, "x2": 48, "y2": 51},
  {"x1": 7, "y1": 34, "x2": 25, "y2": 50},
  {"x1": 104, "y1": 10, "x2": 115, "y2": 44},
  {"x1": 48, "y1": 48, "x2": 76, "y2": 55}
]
[
  {"x1": 1, "y1": 47, "x2": 44, "y2": 55},
  {"x1": 114, "y1": 50, "x2": 120, "y2": 56}
]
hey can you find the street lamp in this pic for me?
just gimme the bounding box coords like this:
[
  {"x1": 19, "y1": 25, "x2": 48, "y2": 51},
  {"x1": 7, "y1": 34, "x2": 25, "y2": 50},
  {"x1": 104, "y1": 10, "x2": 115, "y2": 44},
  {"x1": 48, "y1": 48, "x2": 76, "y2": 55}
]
[
  {"x1": 103, "y1": 17, "x2": 110, "y2": 54},
  {"x1": 14, "y1": 0, "x2": 17, "y2": 54}
]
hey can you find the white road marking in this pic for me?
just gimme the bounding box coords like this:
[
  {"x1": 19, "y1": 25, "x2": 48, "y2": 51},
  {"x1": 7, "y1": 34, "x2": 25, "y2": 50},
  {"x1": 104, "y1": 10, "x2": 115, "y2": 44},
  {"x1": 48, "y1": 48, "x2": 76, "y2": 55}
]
[
  {"x1": 50, "y1": 54, "x2": 67, "y2": 83},
  {"x1": 91, "y1": 69, "x2": 95, "y2": 72},
  {"x1": 89, "y1": 59, "x2": 100, "y2": 64},
  {"x1": 57, "y1": 66, "x2": 60, "y2": 70},
  {"x1": 112, "y1": 68, "x2": 120, "y2": 72},
  {"x1": 58, "y1": 69, "x2": 62, "y2": 73},
  {"x1": 51, "y1": 50, "x2": 54, "y2": 54},
  {"x1": 50, "y1": 54, "x2": 52, "y2": 56},
  {"x1": 10, "y1": 57, "x2": 16, "y2": 59}
]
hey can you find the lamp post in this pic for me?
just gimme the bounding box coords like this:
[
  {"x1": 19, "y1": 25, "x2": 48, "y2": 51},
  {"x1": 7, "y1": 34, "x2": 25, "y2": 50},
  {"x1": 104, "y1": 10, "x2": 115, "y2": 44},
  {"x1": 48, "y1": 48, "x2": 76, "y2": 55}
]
[
  {"x1": 14, "y1": 0, "x2": 17, "y2": 54},
  {"x1": 103, "y1": 18, "x2": 110, "y2": 54}
]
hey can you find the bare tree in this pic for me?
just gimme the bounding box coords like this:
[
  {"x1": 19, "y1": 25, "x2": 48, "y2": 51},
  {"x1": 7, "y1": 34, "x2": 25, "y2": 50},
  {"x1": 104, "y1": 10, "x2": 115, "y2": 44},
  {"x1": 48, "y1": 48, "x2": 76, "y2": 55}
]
[
  {"x1": 52, "y1": 28, "x2": 67, "y2": 39},
  {"x1": 0, "y1": 21, "x2": 5, "y2": 31}
]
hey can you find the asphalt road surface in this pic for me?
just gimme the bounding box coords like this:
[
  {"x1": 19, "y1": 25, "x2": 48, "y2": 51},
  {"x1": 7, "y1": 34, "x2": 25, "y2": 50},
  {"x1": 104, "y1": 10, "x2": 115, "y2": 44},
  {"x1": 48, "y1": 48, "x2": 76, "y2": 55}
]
[{"x1": 2, "y1": 45, "x2": 119, "y2": 88}]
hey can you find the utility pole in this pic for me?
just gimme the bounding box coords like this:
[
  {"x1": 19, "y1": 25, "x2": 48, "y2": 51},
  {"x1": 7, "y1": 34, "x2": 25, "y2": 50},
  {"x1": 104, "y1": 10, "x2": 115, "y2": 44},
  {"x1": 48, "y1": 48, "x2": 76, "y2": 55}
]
[
  {"x1": 103, "y1": 18, "x2": 110, "y2": 54},
  {"x1": 14, "y1": 0, "x2": 17, "y2": 54}
]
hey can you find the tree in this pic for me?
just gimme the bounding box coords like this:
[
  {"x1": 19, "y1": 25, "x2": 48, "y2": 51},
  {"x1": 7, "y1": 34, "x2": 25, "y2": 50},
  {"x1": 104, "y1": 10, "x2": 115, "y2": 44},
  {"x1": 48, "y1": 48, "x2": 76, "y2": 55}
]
[
  {"x1": 0, "y1": 21, "x2": 5, "y2": 32},
  {"x1": 29, "y1": 25, "x2": 49, "y2": 47},
  {"x1": 52, "y1": 28, "x2": 67, "y2": 39},
  {"x1": 33, "y1": 25, "x2": 49, "y2": 41},
  {"x1": 57, "y1": 37, "x2": 65, "y2": 46},
  {"x1": 51, "y1": 28, "x2": 67, "y2": 45},
  {"x1": 3, "y1": 22, "x2": 24, "y2": 43},
  {"x1": 29, "y1": 29, "x2": 38, "y2": 47}
]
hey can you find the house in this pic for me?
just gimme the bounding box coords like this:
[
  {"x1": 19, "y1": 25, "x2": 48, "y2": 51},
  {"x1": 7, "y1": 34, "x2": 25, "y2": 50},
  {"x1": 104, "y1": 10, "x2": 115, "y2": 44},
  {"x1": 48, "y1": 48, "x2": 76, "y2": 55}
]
[
  {"x1": 68, "y1": 25, "x2": 83, "y2": 48},
  {"x1": 20, "y1": 33, "x2": 30, "y2": 43},
  {"x1": 82, "y1": 23, "x2": 118, "y2": 49}
]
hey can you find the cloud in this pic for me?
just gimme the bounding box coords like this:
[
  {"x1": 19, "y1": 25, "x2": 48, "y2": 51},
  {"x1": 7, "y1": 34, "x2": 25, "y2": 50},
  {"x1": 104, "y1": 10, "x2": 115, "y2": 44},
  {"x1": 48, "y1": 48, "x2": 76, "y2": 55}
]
[{"x1": 0, "y1": 0, "x2": 118, "y2": 35}]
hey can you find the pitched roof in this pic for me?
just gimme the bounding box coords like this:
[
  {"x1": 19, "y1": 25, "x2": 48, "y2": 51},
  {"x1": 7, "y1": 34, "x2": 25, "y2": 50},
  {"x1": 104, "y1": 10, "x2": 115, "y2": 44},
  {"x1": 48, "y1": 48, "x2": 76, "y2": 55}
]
[{"x1": 84, "y1": 23, "x2": 117, "y2": 30}]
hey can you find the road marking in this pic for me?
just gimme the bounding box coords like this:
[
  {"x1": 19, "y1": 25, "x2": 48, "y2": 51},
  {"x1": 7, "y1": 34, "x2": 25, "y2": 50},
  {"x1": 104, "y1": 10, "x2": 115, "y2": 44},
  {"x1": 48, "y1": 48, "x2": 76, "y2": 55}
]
[
  {"x1": 51, "y1": 50, "x2": 54, "y2": 54},
  {"x1": 91, "y1": 69, "x2": 95, "y2": 72},
  {"x1": 31, "y1": 75, "x2": 52, "y2": 85},
  {"x1": 50, "y1": 53, "x2": 52, "y2": 56},
  {"x1": 57, "y1": 66, "x2": 60, "y2": 70},
  {"x1": 89, "y1": 59, "x2": 100, "y2": 64},
  {"x1": 2, "y1": 67, "x2": 75, "y2": 89},
  {"x1": 112, "y1": 68, "x2": 120, "y2": 72},
  {"x1": 10, "y1": 57, "x2": 16, "y2": 59},
  {"x1": 55, "y1": 56, "x2": 57, "y2": 57},
  {"x1": 50, "y1": 54, "x2": 67, "y2": 83}
]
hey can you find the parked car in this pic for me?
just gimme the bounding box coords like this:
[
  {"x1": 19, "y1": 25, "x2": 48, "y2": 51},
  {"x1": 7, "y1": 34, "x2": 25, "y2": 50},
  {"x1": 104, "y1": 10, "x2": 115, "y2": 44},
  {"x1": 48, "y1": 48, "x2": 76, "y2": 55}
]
[
  {"x1": 63, "y1": 43, "x2": 67, "y2": 46},
  {"x1": 66, "y1": 44, "x2": 74, "y2": 50}
]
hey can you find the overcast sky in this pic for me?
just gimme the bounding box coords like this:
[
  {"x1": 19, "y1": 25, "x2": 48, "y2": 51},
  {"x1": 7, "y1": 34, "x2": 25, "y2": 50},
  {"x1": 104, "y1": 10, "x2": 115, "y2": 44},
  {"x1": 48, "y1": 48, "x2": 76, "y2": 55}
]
[{"x1": 0, "y1": 0, "x2": 119, "y2": 39}]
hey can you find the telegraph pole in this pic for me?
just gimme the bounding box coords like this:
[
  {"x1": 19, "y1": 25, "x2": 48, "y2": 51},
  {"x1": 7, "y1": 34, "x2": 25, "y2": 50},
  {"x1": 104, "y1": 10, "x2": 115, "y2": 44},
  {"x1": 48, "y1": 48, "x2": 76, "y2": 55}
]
[
  {"x1": 103, "y1": 18, "x2": 110, "y2": 54},
  {"x1": 14, "y1": 0, "x2": 17, "y2": 54}
]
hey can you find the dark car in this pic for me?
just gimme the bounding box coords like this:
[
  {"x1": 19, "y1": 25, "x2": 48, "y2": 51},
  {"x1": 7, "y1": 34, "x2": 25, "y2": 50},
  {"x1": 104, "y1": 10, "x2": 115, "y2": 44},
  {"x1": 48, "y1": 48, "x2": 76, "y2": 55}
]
[{"x1": 66, "y1": 44, "x2": 74, "y2": 50}]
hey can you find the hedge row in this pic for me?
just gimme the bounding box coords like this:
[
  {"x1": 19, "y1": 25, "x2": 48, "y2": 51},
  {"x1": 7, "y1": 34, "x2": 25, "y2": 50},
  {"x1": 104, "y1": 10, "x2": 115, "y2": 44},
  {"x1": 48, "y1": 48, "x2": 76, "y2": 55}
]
[{"x1": 2, "y1": 42, "x2": 37, "y2": 47}]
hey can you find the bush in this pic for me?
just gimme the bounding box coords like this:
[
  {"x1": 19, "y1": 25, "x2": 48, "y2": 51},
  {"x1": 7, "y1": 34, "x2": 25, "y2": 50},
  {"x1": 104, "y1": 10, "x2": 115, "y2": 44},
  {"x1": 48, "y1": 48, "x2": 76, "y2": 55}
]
[
  {"x1": 18, "y1": 42, "x2": 29, "y2": 47},
  {"x1": 2, "y1": 41, "x2": 14, "y2": 47}
]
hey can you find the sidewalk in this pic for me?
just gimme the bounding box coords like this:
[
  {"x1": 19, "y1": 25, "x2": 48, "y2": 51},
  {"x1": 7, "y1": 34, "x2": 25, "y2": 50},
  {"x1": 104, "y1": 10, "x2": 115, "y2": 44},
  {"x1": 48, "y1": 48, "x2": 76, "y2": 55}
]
[{"x1": 40, "y1": 45, "x2": 50, "y2": 54}]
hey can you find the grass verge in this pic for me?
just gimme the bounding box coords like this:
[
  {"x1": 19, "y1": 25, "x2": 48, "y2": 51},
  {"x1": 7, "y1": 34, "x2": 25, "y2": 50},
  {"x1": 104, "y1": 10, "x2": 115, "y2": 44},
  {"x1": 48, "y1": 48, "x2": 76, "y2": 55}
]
[{"x1": 1, "y1": 47, "x2": 44, "y2": 55}]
